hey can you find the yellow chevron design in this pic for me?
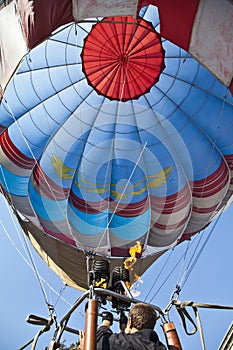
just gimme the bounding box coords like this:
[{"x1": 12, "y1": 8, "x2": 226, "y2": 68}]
[{"x1": 52, "y1": 154, "x2": 172, "y2": 198}]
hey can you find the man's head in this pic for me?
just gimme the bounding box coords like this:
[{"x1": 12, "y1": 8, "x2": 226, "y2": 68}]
[
  {"x1": 101, "y1": 311, "x2": 113, "y2": 326},
  {"x1": 128, "y1": 303, "x2": 157, "y2": 331}
]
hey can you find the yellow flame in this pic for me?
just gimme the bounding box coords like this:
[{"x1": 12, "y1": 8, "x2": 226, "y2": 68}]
[
  {"x1": 124, "y1": 241, "x2": 142, "y2": 271},
  {"x1": 129, "y1": 240, "x2": 142, "y2": 258},
  {"x1": 125, "y1": 281, "x2": 131, "y2": 290},
  {"x1": 95, "y1": 278, "x2": 107, "y2": 289},
  {"x1": 123, "y1": 241, "x2": 142, "y2": 290}
]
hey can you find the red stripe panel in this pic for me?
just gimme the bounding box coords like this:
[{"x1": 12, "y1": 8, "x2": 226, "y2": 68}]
[
  {"x1": 111, "y1": 247, "x2": 131, "y2": 258},
  {"x1": 70, "y1": 192, "x2": 149, "y2": 217},
  {"x1": 224, "y1": 154, "x2": 233, "y2": 171},
  {"x1": 178, "y1": 232, "x2": 193, "y2": 243},
  {"x1": 152, "y1": 211, "x2": 190, "y2": 231},
  {"x1": 150, "y1": 184, "x2": 190, "y2": 214},
  {"x1": 33, "y1": 164, "x2": 69, "y2": 200},
  {"x1": 0, "y1": 129, "x2": 35, "y2": 169},
  {"x1": 192, "y1": 204, "x2": 219, "y2": 214},
  {"x1": 110, "y1": 197, "x2": 149, "y2": 217},
  {"x1": 138, "y1": 0, "x2": 200, "y2": 50},
  {"x1": 70, "y1": 191, "x2": 109, "y2": 214},
  {"x1": 111, "y1": 245, "x2": 144, "y2": 258},
  {"x1": 191, "y1": 160, "x2": 229, "y2": 198},
  {"x1": 70, "y1": 186, "x2": 190, "y2": 217},
  {"x1": 0, "y1": 125, "x2": 6, "y2": 134},
  {"x1": 42, "y1": 226, "x2": 76, "y2": 246},
  {"x1": 230, "y1": 79, "x2": 233, "y2": 96},
  {"x1": 18, "y1": 0, "x2": 73, "y2": 49},
  {"x1": 70, "y1": 190, "x2": 189, "y2": 217}
]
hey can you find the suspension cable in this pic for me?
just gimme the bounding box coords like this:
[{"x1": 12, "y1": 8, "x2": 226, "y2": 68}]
[
  {"x1": 178, "y1": 211, "x2": 223, "y2": 291},
  {"x1": 0, "y1": 207, "x2": 73, "y2": 308}
]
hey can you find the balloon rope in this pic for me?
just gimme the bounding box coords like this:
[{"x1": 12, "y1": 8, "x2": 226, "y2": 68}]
[
  {"x1": 146, "y1": 200, "x2": 227, "y2": 306},
  {"x1": 143, "y1": 249, "x2": 173, "y2": 302},
  {"x1": 0, "y1": 192, "x2": 51, "y2": 309},
  {"x1": 162, "y1": 207, "x2": 225, "y2": 304},
  {"x1": 96, "y1": 141, "x2": 148, "y2": 251},
  {"x1": 0, "y1": 215, "x2": 73, "y2": 307},
  {"x1": 109, "y1": 141, "x2": 147, "y2": 223},
  {"x1": 146, "y1": 250, "x2": 186, "y2": 304},
  {"x1": 178, "y1": 210, "x2": 223, "y2": 290},
  {"x1": 0, "y1": 196, "x2": 73, "y2": 308},
  {"x1": 0, "y1": 167, "x2": 46, "y2": 296},
  {"x1": 144, "y1": 234, "x2": 203, "y2": 303},
  {"x1": 118, "y1": 20, "x2": 138, "y2": 102}
]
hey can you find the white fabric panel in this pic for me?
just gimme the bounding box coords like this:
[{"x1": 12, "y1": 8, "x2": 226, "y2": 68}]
[
  {"x1": 72, "y1": 0, "x2": 138, "y2": 21},
  {"x1": 189, "y1": 0, "x2": 233, "y2": 86},
  {"x1": 192, "y1": 184, "x2": 229, "y2": 210},
  {"x1": 151, "y1": 205, "x2": 191, "y2": 231},
  {"x1": 10, "y1": 194, "x2": 36, "y2": 218},
  {"x1": 0, "y1": 2, "x2": 27, "y2": 94}
]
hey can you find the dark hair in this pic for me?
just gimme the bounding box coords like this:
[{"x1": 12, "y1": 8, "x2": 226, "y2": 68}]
[
  {"x1": 101, "y1": 311, "x2": 113, "y2": 325},
  {"x1": 129, "y1": 303, "x2": 157, "y2": 330}
]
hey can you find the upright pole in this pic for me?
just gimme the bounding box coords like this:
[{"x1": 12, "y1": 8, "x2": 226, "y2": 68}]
[
  {"x1": 163, "y1": 322, "x2": 182, "y2": 350},
  {"x1": 84, "y1": 299, "x2": 98, "y2": 350}
]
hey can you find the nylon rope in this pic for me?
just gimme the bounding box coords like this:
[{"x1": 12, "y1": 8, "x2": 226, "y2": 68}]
[
  {"x1": 146, "y1": 208, "x2": 224, "y2": 304},
  {"x1": 124, "y1": 11, "x2": 194, "y2": 285},
  {"x1": 130, "y1": 100, "x2": 152, "y2": 273},
  {"x1": 137, "y1": 15, "x2": 232, "y2": 303},
  {"x1": 83, "y1": 104, "x2": 113, "y2": 254},
  {"x1": 143, "y1": 249, "x2": 174, "y2": 302},
  {"x1": 75, "y1": 19, "x2": 112, "y2": 252},
  {"x1": 74, "y1": 23, "x2": 95, "y2": 252},
  {"x1": 91, "y1": 99, "x2": 117, "y2": 254},
  {"x1": 0, "y1": 213, "x2": 73, "y2": 308},
  {"x1": 90, "y1": 16, "x2": 151, "y2": 257},
  {"x1": 172, "y1": 299, "x2": 233, "y2": 350},
  {"x1": 143, "y1": 233, "x2": 204, "y2": 303},
  {"x1": 125, "y1": 31, "x2": 194, "y2": 295},
  {"x1": 101, "y1": 141, "x2": 148, "y2": 237},
  {"x1": 0, "y1": 210, "x2": 47, "y2": 306},
  {"x1": 178, "y1": 210, "x2": 224, "y2": 290},
  {"x1": 129, "y1": 8, "x2": 194, "y2": 280}
]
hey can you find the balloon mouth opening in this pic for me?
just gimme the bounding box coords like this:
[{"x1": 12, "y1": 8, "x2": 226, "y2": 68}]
[{"x1": 81, "y1": 16, "x2": 165, "y2": 102}]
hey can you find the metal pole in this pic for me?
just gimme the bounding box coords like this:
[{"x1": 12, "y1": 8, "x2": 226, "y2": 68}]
[
  {"x1": 84, "y1": 299, "x2": 98, "y2": 350},
  {"x1": 163, "y1": 322, "x2": 182, "y2": 350}
]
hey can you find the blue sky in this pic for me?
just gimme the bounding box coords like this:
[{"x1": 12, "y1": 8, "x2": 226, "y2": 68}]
[{"x1": 0, "y1": 193, "x2": 232, "y2": 350}]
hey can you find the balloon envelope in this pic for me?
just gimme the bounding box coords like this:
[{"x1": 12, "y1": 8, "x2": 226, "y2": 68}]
[{"x1": 0, "y1": 4, "x2": 233, "y2": 289}]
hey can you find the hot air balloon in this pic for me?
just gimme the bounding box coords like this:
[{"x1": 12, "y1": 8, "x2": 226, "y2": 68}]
[{"x1": 0, "y1": 1, "x2": 233, "y2": 349}]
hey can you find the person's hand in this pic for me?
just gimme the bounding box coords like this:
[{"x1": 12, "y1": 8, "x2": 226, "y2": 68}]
[
  {"x1": 124, "y1": 326, "x2": 131, "y2": 334},
  {"x1": 78, "y1": 330, "x2": 85, "y2": 350}
]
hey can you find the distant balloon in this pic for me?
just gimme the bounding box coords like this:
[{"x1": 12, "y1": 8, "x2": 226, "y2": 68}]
[{"x1": 0, "y1": 2, "x2": 233, "y2": 289}]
